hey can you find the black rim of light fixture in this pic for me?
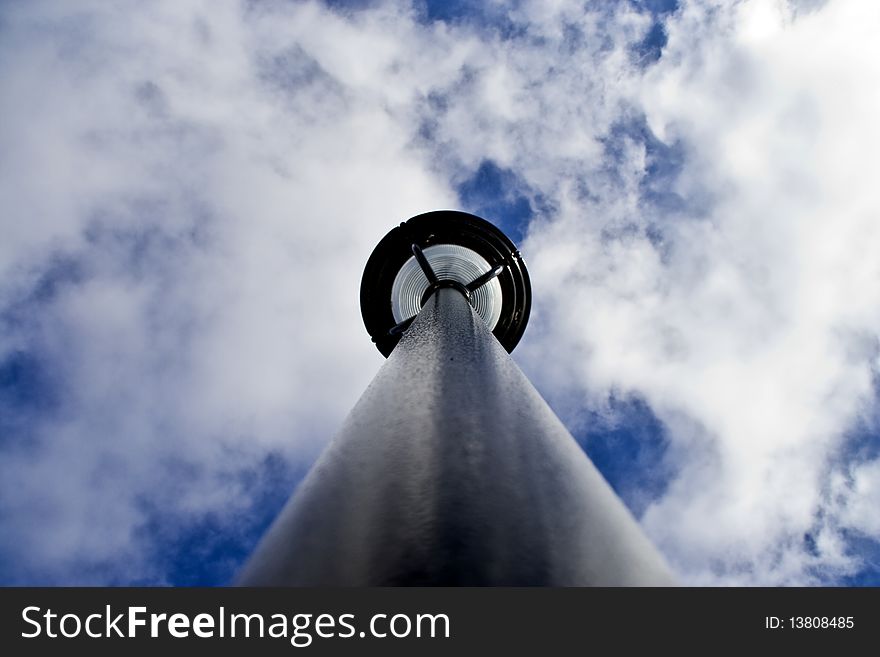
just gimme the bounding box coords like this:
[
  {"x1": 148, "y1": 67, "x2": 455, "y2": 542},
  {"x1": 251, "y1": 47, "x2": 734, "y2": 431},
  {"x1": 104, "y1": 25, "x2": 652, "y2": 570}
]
[{"x1": 360, "y1": 210, "x2": 531, "y2": 357}]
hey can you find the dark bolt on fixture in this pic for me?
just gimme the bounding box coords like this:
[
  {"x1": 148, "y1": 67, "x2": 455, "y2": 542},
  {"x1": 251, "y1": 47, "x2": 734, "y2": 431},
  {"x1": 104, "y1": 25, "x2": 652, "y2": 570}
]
[{"x1": 236, "y1": 210, "x2": 676, "y2": 586}]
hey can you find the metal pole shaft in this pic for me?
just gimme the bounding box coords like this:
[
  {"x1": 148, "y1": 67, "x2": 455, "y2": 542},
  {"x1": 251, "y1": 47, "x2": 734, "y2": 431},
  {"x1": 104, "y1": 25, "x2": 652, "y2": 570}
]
[{"x1": 237, "y1": 288, "x2": 675, "y2": 585}]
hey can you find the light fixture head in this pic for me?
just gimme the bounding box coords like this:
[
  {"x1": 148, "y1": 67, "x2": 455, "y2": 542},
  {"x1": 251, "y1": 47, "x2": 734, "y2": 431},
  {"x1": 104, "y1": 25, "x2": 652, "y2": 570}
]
[{"x1": 361, "y1": 210, "x2": 531, "y2": 357}]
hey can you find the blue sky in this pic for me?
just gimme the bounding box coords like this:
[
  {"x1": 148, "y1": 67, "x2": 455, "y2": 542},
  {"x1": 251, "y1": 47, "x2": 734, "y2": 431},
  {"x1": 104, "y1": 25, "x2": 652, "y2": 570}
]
[{"x1": 2, "y1": 0, "x2": 880, "y2": 586}]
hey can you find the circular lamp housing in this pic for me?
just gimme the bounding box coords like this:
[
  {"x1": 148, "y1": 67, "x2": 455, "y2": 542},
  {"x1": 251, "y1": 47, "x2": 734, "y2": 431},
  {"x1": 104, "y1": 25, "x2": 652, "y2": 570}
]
[{"x1": 361, "y1": 210, "x2": 531, "y2": 357}]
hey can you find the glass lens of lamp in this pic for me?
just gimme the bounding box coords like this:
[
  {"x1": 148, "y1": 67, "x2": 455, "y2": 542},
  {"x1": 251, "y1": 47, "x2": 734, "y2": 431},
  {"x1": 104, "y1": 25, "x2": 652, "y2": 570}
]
[{"x1": 390, "y1": 244, "x2": 503, "y2": 329}]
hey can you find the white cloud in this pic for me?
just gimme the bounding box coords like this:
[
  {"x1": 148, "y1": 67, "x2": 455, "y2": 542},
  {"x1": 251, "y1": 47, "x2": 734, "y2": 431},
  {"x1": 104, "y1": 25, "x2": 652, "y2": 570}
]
[
  {"x1": 518, "y1": 0, "x2": 880, "y2": 583},
  {"x1": 1, "y1": 0, "x2": 878, "y2": 585},
  {"x1": 0, "y1": 0, "x2": 454, "y2": 583}
]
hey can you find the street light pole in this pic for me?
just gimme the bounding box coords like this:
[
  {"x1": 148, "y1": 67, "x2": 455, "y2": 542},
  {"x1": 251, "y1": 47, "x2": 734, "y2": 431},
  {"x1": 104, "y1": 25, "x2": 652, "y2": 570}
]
[{"x1": 236, "y1": 211, "x2": 675, "y2": 585}]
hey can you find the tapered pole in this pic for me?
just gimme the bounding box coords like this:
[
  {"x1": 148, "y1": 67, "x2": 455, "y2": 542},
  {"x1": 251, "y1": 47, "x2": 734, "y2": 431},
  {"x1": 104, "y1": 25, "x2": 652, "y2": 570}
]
[{"x1": 237, "y1": 288, "x2": 675, "y2": 585}]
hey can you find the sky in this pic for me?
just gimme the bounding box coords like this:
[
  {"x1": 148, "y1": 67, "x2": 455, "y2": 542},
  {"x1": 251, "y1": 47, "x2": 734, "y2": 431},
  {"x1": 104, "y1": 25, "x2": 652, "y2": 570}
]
[{"x1": 1, "y1": 0, "x2": 879, "y2": 586}]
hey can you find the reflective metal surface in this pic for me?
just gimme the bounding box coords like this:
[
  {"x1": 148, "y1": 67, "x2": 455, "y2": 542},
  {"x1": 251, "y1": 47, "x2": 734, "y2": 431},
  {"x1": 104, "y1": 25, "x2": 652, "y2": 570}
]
[{"x1": 237, "y1": 289, "x2": 676, "y2": 586}]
